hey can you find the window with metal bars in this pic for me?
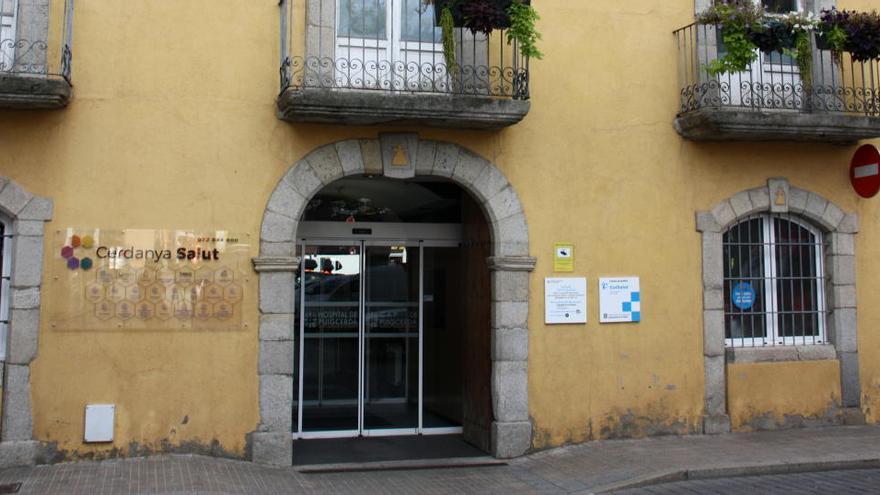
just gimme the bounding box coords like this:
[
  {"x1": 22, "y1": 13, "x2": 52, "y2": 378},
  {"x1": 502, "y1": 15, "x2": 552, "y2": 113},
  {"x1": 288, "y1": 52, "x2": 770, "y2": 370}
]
[
  {"x1": 0, "y1": 215, "x2": 11, "y2": 360},
  {"x1": 723, "y1": 213, "x2": 827, "y2": 348}
]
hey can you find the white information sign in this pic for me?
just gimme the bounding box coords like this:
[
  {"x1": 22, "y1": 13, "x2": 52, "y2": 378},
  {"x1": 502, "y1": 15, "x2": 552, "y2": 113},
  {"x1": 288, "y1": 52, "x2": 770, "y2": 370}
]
[
  {"x1": 544, "y1": 277, "x2": 587, "y2": 324},
  {"x1": 599, "y1": 277, "x2": 641, "y2": 323}
]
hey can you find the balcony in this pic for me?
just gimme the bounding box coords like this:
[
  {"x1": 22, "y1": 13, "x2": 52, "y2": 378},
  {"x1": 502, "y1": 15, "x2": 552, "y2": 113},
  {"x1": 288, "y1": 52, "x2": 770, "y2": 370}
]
[
  {"x1": 674, "y1": 23, "x2": 880, "y2": 144},
  {"x1": 0, "y1": 0, "x2": 73, "y2": 109},
  {"x1": 276, "y1": 0, "x2": 530, "y2": 129}
]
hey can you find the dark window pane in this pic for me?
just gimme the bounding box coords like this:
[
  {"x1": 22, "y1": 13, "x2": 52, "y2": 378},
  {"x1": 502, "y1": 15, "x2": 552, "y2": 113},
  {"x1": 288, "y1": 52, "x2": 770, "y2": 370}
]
[{"x1": 762, "y1": 0, "x2": 798, "y2": 14}]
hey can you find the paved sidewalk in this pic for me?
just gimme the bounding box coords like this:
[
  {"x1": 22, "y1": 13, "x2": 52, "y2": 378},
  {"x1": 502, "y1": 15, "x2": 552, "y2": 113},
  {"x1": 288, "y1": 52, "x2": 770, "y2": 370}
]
[{"x1": 0, "y1": 425, "x2": 878, "y2": 494}]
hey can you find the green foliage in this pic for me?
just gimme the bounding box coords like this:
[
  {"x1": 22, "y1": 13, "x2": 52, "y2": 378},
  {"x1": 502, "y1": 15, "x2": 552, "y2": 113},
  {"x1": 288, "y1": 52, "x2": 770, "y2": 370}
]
[
  {"x1": 440, "y1": 5, "x2": 457, "y2": 72},
  {"x1": 698, "y1": 0, "x2": 764, "y2": 29},
  {"x1": 825, "y1": 25, "x2": 848, "y2": 57},
  {"x1": 706, "y1": 28, "x2": 759, "y2": 75},
  {"x1": 506, "y1": 0, "x2": 543, "y2": 60},
  {"x1": 788, "y1": 30, "x2": 813, "y2": 86}
]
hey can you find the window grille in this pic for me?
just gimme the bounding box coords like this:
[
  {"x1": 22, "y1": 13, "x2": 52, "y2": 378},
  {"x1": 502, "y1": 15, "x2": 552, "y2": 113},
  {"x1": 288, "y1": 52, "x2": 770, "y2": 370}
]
[
  {"x1": 723, "y1": 213, "x2": 827, "y2": 348},
  {"x1": 0, "y1": 217, "x2": 11, "y2": 360}
]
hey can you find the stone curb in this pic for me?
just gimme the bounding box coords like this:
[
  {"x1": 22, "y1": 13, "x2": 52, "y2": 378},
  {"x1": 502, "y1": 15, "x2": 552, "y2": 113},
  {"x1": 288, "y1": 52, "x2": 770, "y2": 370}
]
[{"x1": 586, "y1": 458, "x2": 880, "y2": 494}]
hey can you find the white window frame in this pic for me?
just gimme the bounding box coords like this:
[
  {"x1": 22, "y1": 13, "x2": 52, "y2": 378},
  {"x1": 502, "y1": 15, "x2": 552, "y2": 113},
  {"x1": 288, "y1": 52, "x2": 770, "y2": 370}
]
[
  {"x1": 0, "y1": 214, "x2": 12, "y2": 361},
  {"x1": 0, "y1": 0, "x2": 18, "y2": 69},
  {"x1": 761, "y1": 0, "x2": 806, "y2": 73},
  {"x1": 724, "y1": 214, "x2": 827, "y2": 348}
]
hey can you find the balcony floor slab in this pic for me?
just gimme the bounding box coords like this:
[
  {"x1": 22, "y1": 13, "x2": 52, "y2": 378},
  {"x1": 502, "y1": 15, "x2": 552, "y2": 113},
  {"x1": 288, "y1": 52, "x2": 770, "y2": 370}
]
[
  {"x1": 0, "y1": 74, "x2": 72, "y2": 110},
  {"x1": 277, "y1": 87, "x2": 530, "y2": 129},
  {"x1": 675, "y1": 107, "x2": 880, "y2": 144}
]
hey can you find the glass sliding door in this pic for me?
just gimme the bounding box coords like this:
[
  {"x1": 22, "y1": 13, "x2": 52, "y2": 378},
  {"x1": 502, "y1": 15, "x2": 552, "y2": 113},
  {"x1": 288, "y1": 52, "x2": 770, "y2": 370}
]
[
  {"x1": 298, "y1": 244, "x2": 362, "y2": 435},
  {"x1": 294, "y1": 238, "x2": 463, "y2": 439},
  {"x1": 363, "y1": 244, "x2": 420, "y2": 434}
]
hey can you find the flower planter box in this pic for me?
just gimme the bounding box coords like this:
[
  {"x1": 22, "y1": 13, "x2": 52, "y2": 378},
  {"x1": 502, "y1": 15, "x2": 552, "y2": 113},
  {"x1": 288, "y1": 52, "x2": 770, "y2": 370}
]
[{"x1": 433, "y1": 0, "x2": 530, "y2": 30}]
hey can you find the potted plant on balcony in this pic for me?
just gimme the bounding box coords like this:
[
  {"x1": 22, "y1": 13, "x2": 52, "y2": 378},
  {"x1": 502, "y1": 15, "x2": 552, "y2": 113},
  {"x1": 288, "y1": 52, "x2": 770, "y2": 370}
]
[
  {"x1": 422, "y1": 0, "x2": 542, "y2": 71},
  {"x1": 698, "y1": 0, "x2": 815, "y2": 83},
  {"x1": 697, "y1": 0, "x2": 764, "y2": 75},
  {"x1": 429, "y1": 0, "x2": 530, "y2": 31}
]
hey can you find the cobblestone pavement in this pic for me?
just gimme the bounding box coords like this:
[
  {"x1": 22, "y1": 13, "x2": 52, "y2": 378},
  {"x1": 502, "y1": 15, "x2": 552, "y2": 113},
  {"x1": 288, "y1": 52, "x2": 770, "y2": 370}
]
[
  {"x1": 613, "y1": 468, "x2": 880, "y2": 494},
  {"x1": 0, "y1": 426, "x2": 877, "y2": 494}
]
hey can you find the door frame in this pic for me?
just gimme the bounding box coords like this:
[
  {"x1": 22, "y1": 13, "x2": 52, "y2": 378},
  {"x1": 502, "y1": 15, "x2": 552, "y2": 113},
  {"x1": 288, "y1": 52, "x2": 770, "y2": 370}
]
[{"x1": 253, "y1": 137, "x2": 536, "y2": 465}]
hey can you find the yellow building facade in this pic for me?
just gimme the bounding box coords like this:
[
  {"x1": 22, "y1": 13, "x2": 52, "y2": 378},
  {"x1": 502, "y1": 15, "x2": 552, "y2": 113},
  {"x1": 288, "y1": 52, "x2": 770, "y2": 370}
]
[{"x1": 0, "y1": 0, "x2": 878, "y2": 466}]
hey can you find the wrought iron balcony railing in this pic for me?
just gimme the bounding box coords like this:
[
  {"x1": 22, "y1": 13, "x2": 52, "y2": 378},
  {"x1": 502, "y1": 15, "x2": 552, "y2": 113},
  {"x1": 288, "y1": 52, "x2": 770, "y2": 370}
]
[
  {"x1": 0, "y1": 0, "x2": 73, "y2": 108},
  {"x1": 1, "y1": 0, "x2": 73, "y2": 81},
  {"x1": 675, "y1": 23, "x2": 880, "y2": 118},
  {"x1": 277, "y1": 0, "x2": 531, "y2": 128},
  {"x1": 280, "y1": 0, "x2": 529, "y2": 98}
]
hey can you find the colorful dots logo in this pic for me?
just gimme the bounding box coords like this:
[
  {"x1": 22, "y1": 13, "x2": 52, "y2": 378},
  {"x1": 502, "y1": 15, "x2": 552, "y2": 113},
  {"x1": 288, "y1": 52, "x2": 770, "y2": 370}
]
[{"x1": 61, "y1": 234, "x2": 96, "y2": 271}]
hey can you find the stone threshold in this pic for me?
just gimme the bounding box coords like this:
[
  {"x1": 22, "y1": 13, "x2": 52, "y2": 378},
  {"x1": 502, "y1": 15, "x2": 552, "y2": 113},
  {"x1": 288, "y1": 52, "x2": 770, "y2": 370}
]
[{"x1": 296, "y1": 456, "x2": 507, "y2": 474}]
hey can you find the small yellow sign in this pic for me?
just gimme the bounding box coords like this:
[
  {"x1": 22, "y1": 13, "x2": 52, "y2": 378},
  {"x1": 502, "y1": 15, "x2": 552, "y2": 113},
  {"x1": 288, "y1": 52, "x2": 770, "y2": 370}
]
[{"x1": 554, "y1": 243, "x2": 575, "y2": 272}]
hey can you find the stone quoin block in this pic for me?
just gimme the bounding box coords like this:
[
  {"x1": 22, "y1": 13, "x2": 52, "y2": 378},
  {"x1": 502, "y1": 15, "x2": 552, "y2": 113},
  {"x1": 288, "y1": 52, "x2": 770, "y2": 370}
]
[
  {"x1": 0, "y1": 181, "x2": 33, "y2": 216},
  {"x1": 7, "y1": 309, "x2": 40, "y2": 365},
  {"x1": 259, "y1": 375, "x2": 293, "y2": 432},
  {"x1": 259, "y1": 341, "x2": 295, "y2": 375},
  {"x1": 492, "y1": 361, "x2": 528, "y2": 423},
  {"x1": 260, "y1": 211, "x2": 296, "y2": 243},
  {"x1": 491, "y1": 421, "x2": 531, "y2": 458},
  {"x1": 414, "y1": 140, "x2": 437, "y2": 176},
  {"x1": 306, "y1": 144, "x2": 344, "y2": 185},
  {"x1": 432, "y1": 143, "x2": 460, "y2": 177},
  {"x1": 711, "y1": 200, "x2": 735, "y2": 229},
  {"x1": 283, "y1": 160, "x2": 323, "y2": 199},
  {"x1": 335, "y1": 140, "x2": 365, "y2": 176},
  {"x1": 259, "y1": 272, "x2": 296, "y2": 314},
  {"x1": 492, "y1": 328, "x2": 529, "y2": 362},
  {"x1": 492, "y1": 270, "x2": 530, "y2": 303},
  {"x1": 11, "y1": 236, "x2": 44, "y2": 288},
  {"x1": 260, "y1": 314, "x2": 296, "y2": 341},
  {"x1": 266, "y1": 182, "x2": 306, "y2": 221},
  {"x1": 703, "y1": 310, "x2": 725, "y2": 357},
  {"x1": 486, "y1": 187, "x2": 524, "y2": 224},
  {"x1": 2, "y1": 365, "x2": 34, "y2": 442},
  {"x1": 251, "y1": 431, "x2": 292, "y2": 466},
  {"x1": 17, "y1": 197, "x2": 53, "y2": 221}
]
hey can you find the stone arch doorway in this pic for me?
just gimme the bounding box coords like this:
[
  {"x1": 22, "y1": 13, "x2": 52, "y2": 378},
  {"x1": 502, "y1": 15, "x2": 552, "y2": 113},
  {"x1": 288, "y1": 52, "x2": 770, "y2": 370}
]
[{"x1": 251, "y1": 135, "x2": 535, "y2": 466}]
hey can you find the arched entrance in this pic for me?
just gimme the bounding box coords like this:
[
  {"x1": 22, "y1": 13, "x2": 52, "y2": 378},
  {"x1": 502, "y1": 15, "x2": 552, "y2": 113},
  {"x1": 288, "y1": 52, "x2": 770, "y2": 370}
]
[{"x1": 251, "y1": 135, "x2": 535, "y2": 466}]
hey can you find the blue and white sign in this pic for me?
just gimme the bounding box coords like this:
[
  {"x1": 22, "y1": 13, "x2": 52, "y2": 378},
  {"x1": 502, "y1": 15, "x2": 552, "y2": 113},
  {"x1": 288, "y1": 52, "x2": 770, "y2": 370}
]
[
  {"x1": 731, "y1": 282, "x2": 756, "y2": 310},
  {"x1": 599, "y1": 277, "x2": 641, "y2": 323}
]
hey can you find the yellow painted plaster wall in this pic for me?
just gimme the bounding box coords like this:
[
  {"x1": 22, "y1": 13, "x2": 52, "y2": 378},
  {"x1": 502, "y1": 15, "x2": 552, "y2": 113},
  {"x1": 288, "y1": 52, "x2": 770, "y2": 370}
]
[
  {"x1": 0, "y1": 0, "x2": 876, "y2": 459},
  {"x1": 727, "y1": 361, "x2": 842, "y2": 431}
]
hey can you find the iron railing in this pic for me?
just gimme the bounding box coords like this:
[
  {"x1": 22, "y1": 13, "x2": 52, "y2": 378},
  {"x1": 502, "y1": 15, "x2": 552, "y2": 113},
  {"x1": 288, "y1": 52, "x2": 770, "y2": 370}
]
[
  {"x1": 675, "y1": 23, "x2": 880, "y2": 117},
  {"x1": 279, "y1": 0, "x2": 529, "y2": 99},
  {"x1": 0, "y1": 0, "x2": 74, "y2": 81}
]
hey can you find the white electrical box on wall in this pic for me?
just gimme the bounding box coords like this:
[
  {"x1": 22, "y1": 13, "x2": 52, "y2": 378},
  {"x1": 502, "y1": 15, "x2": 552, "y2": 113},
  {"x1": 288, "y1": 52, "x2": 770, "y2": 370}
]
[{"x1": 84, "y1": 404, "x2": 115, "y2": 443}]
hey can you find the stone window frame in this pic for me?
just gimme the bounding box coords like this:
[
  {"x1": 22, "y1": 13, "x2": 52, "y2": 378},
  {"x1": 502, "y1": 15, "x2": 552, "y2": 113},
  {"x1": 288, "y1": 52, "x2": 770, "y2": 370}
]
[
  {"x1": 697, "y1": 178, "x2": 860, "y2": 434},
  {"x1": 0, "y1": 213, "x2": 11, "y2": 361},
  {"x1": 251, "y1": 135, "x2": 535, "y2": 466},
  {"x1": 0, "y1": 176, "x2": 53, "y2": 468}
]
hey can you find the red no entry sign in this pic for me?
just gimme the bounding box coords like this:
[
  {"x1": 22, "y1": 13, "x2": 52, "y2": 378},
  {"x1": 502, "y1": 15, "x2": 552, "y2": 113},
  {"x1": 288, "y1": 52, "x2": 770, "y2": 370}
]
[{"x1": 851, "y1": 144, "x2": 880, "y2": 199}]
